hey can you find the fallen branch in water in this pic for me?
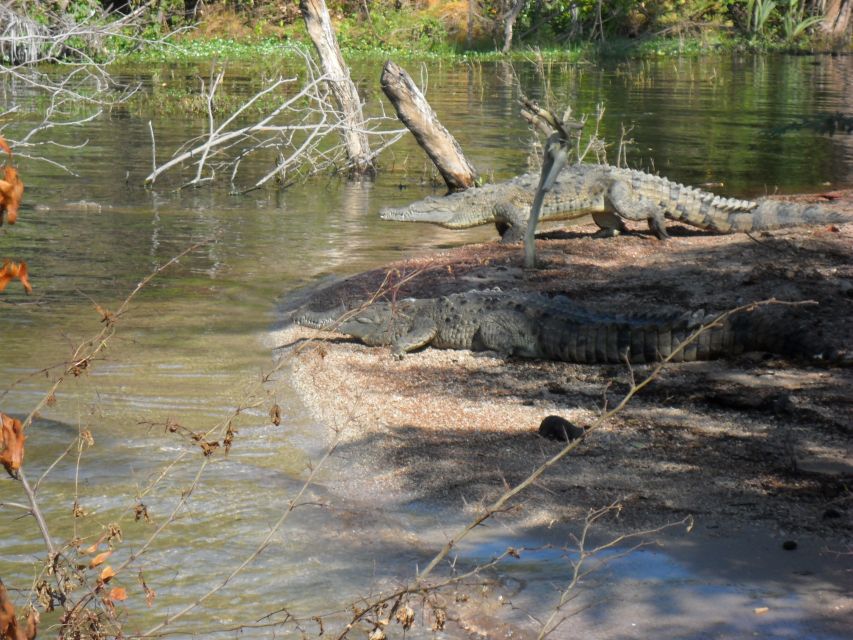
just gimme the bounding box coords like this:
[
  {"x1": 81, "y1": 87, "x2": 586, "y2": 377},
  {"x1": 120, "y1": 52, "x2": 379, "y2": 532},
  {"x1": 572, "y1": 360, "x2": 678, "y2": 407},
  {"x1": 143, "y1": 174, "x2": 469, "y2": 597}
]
[{"x1": 144, "y1": 47, "x2": 406, "y2": 192}]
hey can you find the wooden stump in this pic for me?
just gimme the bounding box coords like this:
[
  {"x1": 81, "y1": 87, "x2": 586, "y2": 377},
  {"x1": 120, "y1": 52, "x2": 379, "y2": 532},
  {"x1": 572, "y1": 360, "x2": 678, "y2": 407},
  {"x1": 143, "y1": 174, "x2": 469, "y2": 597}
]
[{"x1": 380, "y1": 60, "x2": 478, "y2": 192}]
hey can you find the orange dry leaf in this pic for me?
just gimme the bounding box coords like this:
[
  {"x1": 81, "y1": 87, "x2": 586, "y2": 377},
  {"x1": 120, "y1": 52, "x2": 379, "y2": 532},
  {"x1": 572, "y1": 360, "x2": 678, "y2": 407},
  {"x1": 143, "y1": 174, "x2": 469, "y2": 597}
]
[
  {"x1": 106, "y1": 587, "x2": 127, "y2": 602},
  {"x1": 0, "y1": 136, "x2": 11, "y2": 157},
  {"x1": 0, "y1": 261, "x2": 31, "y2": 294},
  {"x1": 99, "y1": 566, "x2": 115, "y2": 583},
  {"x1": 0, "y1": 166, "x2": 23, "y2": 226},
  {"x1": 0, "y1": 412, "x2": 25, "y2": 478},
  {"x1": 83, "y1": 542, "x2": 101, "y2": 555},
  {"x1": 0, "y1": 579, "x2": 38, "y2": 640},
  {"x1": 88, "y1": 551, "x2": 112, "y2": 569}
]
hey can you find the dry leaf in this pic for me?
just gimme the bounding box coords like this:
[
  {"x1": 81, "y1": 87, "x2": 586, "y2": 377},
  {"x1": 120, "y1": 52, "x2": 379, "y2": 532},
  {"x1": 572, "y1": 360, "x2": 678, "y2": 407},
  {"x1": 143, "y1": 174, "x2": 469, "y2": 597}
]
[
  {"x1": 0, "y1": 165, "x2": 24, "y2": 226},
  {"x1": 134, "y1": 502, "x2": 150, "y2": 523},
  {"x1": 99, "y1": 566, "x2": 115, "y2": 583},
  {"x1": 395, "y1": 604, "x2": 415, "y2": 630},
  {"x1": 106, "y1": 587, "x2": 127, "y2": 602},
  {"x1": 0, "y1": 579, "x2": 38, "y2": 640},
  {"x1": 269, "y1": 403, "x2": 281, "y2": 426},
  {"x1": 138, "y1": 572, "x2": 156, "y2": 608},
  {"x1": 0, "y1": 412, "x2": 25, "y2": 478},
  {"x1": 89, "y1": 551, "x2": 112, "y2": 568},
  {"x1": 0, "y1": 136, "x2": 11, "y2": 157},
  {"x1": 431, "y1": 606, "x2": 446, "y2": 631},
  {"x1": 199, "y1": 440, "x2": 219, "y2": 456},
  {"x1": 0, "y1": 261, "x2": 32, "y2": 294}
]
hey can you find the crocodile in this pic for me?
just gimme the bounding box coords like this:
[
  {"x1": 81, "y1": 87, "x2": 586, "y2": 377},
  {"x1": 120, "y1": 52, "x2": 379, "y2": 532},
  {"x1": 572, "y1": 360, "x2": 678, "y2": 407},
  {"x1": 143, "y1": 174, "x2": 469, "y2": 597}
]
[
  {"x1": 379, "y1": 164, "x2": 846, "y2": 241},
  {"x1": 293, "y1": 290, "x2": 839, "y2": 364}
]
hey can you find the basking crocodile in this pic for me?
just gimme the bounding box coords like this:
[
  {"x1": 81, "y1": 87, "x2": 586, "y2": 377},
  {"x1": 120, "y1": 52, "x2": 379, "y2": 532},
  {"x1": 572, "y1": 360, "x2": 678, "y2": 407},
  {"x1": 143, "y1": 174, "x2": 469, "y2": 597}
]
[
  {"x1": 380, "y1": 164, "x2": 846, "y2": 241},
  {"x1": 293, "y1": 290, "x2": 838, "y2": 364}
]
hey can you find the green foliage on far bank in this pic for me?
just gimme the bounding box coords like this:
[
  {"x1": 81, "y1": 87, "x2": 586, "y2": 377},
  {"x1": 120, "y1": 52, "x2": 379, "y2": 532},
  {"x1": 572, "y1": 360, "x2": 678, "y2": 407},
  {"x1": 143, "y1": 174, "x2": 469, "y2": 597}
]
[{"x1": 7, "y1": 0, "x2": 851, "y2": 66}]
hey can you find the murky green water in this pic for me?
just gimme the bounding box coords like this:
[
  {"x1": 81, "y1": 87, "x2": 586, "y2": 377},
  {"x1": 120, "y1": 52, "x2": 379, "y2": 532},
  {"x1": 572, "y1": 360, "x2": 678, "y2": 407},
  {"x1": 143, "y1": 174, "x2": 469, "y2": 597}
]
[{"x1": 0, "y1": 54, "x2": 850, "y2": 635}]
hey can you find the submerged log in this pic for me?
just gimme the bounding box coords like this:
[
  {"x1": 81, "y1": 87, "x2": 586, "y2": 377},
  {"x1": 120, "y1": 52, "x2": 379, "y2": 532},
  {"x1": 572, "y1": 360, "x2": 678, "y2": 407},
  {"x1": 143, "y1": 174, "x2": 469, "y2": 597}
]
[{"x1": 380, "y1": 60, "x2": 478, "y2": 192}]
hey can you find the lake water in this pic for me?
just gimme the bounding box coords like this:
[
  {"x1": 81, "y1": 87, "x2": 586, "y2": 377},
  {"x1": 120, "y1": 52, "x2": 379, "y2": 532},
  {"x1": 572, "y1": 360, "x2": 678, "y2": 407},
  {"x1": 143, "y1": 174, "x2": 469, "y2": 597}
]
[{"x1": 0, "y1": 53, "x2": 850, "y2": 636}]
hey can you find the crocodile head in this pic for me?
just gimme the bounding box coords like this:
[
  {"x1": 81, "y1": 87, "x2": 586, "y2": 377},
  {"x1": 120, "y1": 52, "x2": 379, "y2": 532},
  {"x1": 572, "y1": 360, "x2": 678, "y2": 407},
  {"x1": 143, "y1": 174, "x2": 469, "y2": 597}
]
[
  {"x1": 379, "y1": 182, "x2": 511, "y2": 229},
  {"x1": 335, "y1": 301, "x2": 420, "y2": 347}
]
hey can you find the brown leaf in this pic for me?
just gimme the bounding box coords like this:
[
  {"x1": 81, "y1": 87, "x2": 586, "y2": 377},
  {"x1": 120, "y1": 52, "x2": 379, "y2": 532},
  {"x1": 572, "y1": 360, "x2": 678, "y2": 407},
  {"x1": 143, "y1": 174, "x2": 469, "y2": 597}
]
[
  {"x1": 89, "y1": 551, "x2": 112, "y2": 568},
  {"x1": 92, "y1": 302, "x2": 116, "y2": 325},
  {"x1": 199, "y1": 440, "x2": 219, "y2": 456},
  {"x1": 23, "y1": 608, "x2": 38, "y2": 640},
  {"x1": 134, "y1": 502, "x2": 150, "y2": 523},
  {"x1": 71, "y1": 500, "x2": 85, "y2": 518},
  {"x1": 0, "y1": 579, "x2": 38, "y2": 640},
  {"x1": 0, "y1": 165, "x2": 24, "y2": 226},
  {"x1": 99, "y1": 566, "x2": 115, "y2": 583},
  {"x1": 0, "y1": 412, "x2": 25, "y2": 478},
  {"x1": 431, "y1": 606, "x2": 446, "y2": 631},
  {"x1": 138, "y1": 572, "x2": 156, "y2": 608},
  {"x1": 0, "y1": 136, "x2": 12, "y2": 157},
  {"x1": 145, "y1": 586, "x2": 156, "y2": 607},
  {"x1": 106, "y1": 587, "x2": 127, "y2": 602},
  {"x1": 395, "y1": 604, "x2": 415, "y2": 630},
  {"x1": 0, "y1": 261, "x2": 32, "y2": 294},
  {"x1": 269, "y1": 403, "x2": 281, "y2": 426},
  {"x1": 223, "y1": 422, "x2": 236, "y2": 454}
]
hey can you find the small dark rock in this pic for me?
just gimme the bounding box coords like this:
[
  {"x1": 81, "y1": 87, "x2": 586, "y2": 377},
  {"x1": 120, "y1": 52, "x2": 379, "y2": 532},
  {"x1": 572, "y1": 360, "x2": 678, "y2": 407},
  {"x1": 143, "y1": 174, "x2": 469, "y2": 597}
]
[
  {"x1": 546, "y1": 382, "x2": 568, "y2": 395},
  {"x1": 782, "y1": 540, "x2": 798, "y2": 551},
  {"x1": 822, "y1": 508, "x2": 842, "y2": 519},
  {"x1": 538, "y1": 415, "x2": 585, "y2": 442}
]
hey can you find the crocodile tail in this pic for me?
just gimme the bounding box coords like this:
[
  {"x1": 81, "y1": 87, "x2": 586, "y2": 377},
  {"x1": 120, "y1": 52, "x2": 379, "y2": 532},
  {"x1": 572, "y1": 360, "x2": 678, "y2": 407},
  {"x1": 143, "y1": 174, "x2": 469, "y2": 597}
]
[
  {"x1": 724, "y1": 199, "x2": 847, "y2": 232},
  {"x1": 538, "y1": 310, "x2": 744, "y2": 364},
  {"x1": 292, "y1": 303, "x2": 349, "y2": 330},
  {"x1": 730, "y1": 307, "x2": 848, "y2": 364},
  {"x1": 539, "y1": 307, "x2": 838, "y2": 364}
]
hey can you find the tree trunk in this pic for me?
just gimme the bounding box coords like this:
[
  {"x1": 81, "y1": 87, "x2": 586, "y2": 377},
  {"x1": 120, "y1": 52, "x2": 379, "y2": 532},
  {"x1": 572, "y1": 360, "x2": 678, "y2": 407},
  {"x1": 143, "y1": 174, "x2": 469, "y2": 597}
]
[
  {"x1": 502, "y1": 0, "x2": 526, "y2": 53},
  {"x1": 819, "y1": 0, "x2": 852, "y2": 36},
  {"x1": 380, "y1": 60, "x2": 478, "y2": 192},
  {"x1": 467, "y1": 0, "x2": 475, "y2": 48},
  {"x1": 299, "y1": 0, "x2": 374, "y2": 175}
]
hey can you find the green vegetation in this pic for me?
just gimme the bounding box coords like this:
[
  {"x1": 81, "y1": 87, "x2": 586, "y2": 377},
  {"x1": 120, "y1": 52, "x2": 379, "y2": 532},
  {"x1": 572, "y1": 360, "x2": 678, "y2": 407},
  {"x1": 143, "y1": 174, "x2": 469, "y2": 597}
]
[{"x1": 5, "y1": 0, "x2": 851, "y2": 64}]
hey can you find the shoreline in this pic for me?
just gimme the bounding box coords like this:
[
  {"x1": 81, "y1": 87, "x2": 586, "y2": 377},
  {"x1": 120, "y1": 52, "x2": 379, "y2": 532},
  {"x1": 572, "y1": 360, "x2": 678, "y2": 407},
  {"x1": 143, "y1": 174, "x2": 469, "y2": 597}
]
[
  {"x1": 275, "y1": 191, "x2": 852, "y2": 536},
  {"x1": 272, "y1": 193, "x2": 852, "y2": 637}
]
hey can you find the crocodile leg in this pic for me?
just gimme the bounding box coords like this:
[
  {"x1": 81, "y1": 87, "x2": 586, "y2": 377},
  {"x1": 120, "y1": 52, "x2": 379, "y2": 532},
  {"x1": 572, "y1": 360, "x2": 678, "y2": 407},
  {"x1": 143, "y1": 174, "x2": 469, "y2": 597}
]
[
  {"x1": 606, "y1": 180, "x2": 670, "y2": 240},
  {"x1": 591, "y1": 210, "x2": 628, "y2": 238},
  {"x1": 493, "y1": 202, "x2": 529, "y2": 242},
  {"x1": 471, "y1": 310, "x2": 540, "y2": 357},
  {"x1": 392, "y1": 315, "x2": 438, "y2": 358}
]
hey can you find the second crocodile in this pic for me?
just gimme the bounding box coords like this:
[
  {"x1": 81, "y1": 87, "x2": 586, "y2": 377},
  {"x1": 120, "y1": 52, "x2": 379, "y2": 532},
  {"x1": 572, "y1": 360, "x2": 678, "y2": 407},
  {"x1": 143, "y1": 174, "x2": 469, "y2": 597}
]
[
  {"x1": 293, "y1": 289, "x2": 841, "y2": 364},
  {"x1": 380, "y1": 164, "x2": 847, "y2": 241}
]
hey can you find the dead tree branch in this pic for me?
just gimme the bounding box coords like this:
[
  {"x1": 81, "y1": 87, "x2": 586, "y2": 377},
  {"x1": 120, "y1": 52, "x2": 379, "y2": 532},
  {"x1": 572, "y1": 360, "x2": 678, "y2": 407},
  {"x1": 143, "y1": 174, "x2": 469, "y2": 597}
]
[{"x1": 144, "y1": 48, "x2": 405, "y2": 191}]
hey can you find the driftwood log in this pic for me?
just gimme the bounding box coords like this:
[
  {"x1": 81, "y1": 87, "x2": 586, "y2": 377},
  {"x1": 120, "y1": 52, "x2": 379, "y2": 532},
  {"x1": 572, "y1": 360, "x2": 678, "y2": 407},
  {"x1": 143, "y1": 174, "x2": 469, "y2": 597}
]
[
  {"x1": 380, "y1": 60, "x2": 478, "y2": 192},
  {"x1": 299, "y1": 0, "x2": 374, "y2": 175}
]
